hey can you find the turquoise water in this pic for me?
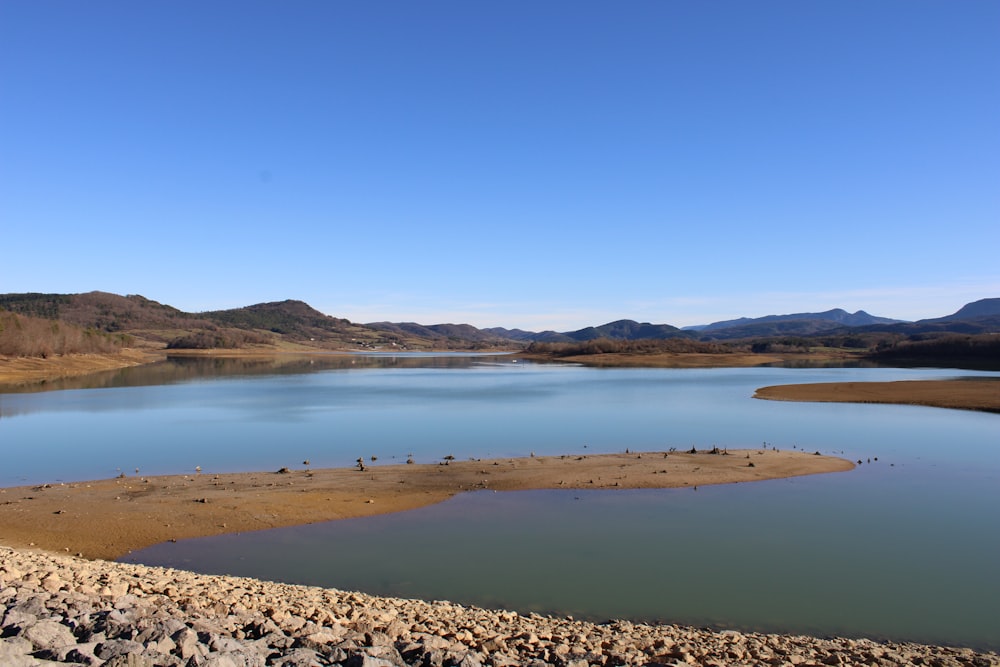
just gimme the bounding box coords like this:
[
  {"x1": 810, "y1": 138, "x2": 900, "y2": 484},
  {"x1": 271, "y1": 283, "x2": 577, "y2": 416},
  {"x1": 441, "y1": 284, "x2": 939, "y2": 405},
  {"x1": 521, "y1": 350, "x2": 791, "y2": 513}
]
[{"x1": 2, "y1": 355, "x2": 999, "y2": 649}]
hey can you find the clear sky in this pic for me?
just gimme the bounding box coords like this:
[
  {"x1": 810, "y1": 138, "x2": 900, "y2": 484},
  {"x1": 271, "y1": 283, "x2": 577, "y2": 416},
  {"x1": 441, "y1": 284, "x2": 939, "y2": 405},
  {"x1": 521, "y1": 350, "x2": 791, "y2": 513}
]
[{"x1": 2, "y1": 2, "x2": 998, "y2": 331}]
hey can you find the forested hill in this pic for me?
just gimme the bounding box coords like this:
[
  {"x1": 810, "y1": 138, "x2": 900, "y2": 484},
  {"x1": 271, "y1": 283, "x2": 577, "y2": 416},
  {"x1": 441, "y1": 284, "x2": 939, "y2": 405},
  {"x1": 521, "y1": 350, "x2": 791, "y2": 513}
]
[{"x1": 0, "y1": 292, "x2": 395, "y2": 351}]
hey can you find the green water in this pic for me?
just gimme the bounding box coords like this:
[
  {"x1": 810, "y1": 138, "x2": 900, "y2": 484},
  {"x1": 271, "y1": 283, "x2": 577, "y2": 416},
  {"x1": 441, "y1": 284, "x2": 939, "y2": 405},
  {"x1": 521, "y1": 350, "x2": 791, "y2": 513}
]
[{"x1": 3, "y1": 356, "x2": 998, "y2": 649}]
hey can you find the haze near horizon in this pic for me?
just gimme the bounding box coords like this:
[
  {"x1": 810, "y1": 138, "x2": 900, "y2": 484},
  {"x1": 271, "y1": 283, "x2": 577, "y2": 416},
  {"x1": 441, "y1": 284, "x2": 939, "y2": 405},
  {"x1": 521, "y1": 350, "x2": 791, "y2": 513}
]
[{"x1": 1, "y1": 2, "x2": 997, "y2": 330}]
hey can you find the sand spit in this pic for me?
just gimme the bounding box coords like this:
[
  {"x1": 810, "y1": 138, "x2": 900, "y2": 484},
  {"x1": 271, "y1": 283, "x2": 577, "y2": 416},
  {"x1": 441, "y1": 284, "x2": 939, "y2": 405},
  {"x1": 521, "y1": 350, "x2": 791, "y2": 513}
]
[
  {"x1": 2, "y1": 546, "x2": 997, "y2": 667},
  {"x1": 0, "y1": 451, "x2": 853, "y2": 561},
  {"x1": 754, "y1": 379, "x2": 1000, "y2": 414}
]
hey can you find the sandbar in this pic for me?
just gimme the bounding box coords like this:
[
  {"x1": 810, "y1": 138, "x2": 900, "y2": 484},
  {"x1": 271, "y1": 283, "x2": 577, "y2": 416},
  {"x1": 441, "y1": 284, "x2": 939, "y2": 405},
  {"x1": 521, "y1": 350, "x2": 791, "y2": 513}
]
[
  {"x1": 0, "y1": 450, "x2": 852, "y2": 561},
  {"x1": 754, "y1": 378, "x2": 1000, "y2": 413}
]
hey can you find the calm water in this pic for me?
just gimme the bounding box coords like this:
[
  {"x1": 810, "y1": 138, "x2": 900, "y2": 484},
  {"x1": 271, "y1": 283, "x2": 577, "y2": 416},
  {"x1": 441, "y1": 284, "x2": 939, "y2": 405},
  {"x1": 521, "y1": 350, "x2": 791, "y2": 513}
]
[{"x1": 2, "y1": 355, "x2": 999, "y2": 650}]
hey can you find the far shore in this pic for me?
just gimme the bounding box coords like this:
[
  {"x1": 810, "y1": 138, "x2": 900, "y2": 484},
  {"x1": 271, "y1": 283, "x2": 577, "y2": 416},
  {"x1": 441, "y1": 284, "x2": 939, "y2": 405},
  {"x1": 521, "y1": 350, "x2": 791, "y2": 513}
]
[
  {"x1": 518, "y1": 349, "x2": 862, "y2": 368},
  {"x1": 4, "y1": 348, "x2": 999, "y2": 415},
  {"x1": 0, "y1": 450, "x2": 852, "y2": 561},
  {"x1": 754, "y1": 378, "x2": 1000, "y2": 414},
  {"x1": 0, "y1": 346, "x2": 858, "y2": 388}
]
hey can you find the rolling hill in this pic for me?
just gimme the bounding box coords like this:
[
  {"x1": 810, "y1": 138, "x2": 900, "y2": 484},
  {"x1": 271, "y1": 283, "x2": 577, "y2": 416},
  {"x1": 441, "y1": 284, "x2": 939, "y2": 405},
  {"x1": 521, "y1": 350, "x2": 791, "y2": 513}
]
[
  {"x1": 0, "y1": 292, "x2": 396, "y2": 351},
  {"x1": 2, "y1": 292, "x2": 997, "y2": 356}
]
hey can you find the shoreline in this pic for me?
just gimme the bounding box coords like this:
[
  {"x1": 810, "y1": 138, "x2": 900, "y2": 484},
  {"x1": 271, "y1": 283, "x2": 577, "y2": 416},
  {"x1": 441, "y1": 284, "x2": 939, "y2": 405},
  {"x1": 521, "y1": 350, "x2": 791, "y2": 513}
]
[
  {"x1": 520, "y1": 349, "x2": 861, "y2": 368},
  {"x1": 4, "y1": 354, "x2": 999, "y2": 662},
  {"x1": 0, "y1": 348, "x2": 166, "y2": 387},
  {"x1": 0, "y1": 450, "x2": 853, "y2": 561},
  {"x1": 6, "y1": 350, "x2": 999, "y2": 416},
  {"x1": 754, "y1": 378, "x2": 1000, "y2": 414},
  {"x1": 0, "y1": 347, "x2": 851, "y2": 389},
  {"x1": 4, "y1": 546, "x2": 996, "y2": 666}
]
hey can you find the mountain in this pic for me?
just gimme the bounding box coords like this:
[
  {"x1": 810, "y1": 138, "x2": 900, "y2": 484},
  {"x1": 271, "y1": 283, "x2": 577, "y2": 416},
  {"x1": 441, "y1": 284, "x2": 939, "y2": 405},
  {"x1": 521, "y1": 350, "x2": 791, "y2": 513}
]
[
  {"x1": 562, "y1": 319, "x2": 689, "y2": 342},
  {"x1": 935, "y1": 298, "x2": 1000, "y2": 322},
  {"x1": 688, "y1": 302, "x2": 1000, "y2": 341},
  {"x1": 367, "y1": 319, "x2": 689, "y2": 345},
  {"x1": 692, "y1": 309, "x2": 905, "y2": 340},
  {"x1": 700, "y1": 308, "x2": 901, "y2": 332},
  {"x1": 365, "y1": 321, "x2": 517, "y2": 348},
  {"x1": 0, "y1": 291, "x2": 213, "y2": 333},
  {"x1": 201, "y1": 300, "x2": 359, "y2": 339},
  {"x1": 0, "y1": 292, "x2": 392, "y2": 350},
  {"x1": 4, "y1": 291, "x2": 997, "y2": 352},
  {"x1": 481, "y1": 327, "x2": 540, "y2": 342},
  {"x1": 836, "y1": 299, "x2": 1000, "y2": 337}
]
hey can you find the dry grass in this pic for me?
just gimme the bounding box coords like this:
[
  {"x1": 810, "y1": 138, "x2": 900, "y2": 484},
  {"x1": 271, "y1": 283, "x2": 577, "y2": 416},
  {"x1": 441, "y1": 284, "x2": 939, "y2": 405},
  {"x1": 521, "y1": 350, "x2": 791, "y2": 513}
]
[
  {"x1": 0, "y1": 349, "x2": 165, "y2": 387},
  {"x1": 0, "y1": 311, "x2": 132, "y2": 357}
]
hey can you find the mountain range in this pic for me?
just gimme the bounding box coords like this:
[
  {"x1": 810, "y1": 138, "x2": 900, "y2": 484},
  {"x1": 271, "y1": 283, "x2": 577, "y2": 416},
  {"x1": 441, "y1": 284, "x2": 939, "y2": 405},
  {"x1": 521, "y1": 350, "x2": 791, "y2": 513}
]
[
  {"x1": 1, "y1": 292, "x2": 999, "y2": 351},
  {"x1": 686, "y1": 308, "x2": 901, "y2": 333}
]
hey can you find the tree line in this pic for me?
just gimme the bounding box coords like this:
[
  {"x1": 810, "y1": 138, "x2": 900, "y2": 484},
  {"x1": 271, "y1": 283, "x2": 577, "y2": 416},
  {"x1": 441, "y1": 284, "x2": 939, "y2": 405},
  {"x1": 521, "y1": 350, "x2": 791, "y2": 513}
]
[
  {"x1": 868, "y1": 334, "x2": 1000, "y2": 370},
  {"x1": 165, "y1": 330, "x2": 273, "y2": 350},
  {"x1": 525, "y1": 337, "x2": 736, "y2": 357}
]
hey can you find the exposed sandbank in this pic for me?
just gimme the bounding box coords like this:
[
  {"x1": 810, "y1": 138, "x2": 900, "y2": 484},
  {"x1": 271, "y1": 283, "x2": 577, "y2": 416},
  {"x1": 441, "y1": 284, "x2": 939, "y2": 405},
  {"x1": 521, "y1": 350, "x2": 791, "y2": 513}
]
[
  {"x1": 0, "y1": 349, "x2": 165, "y2": 386},
  {"x1": 0, "y1": 450, "x2": 853, "y2": 561},
  {"x1": 754, "y1": 378, "x2": 1000, "y2": 413}
]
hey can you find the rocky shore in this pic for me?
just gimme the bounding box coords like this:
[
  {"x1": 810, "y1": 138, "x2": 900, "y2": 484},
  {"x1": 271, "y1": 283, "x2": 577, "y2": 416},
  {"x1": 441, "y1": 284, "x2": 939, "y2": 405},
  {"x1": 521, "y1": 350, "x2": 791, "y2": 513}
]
[{"x1": 2, "y1": 546, "x2": 996, "y2": 667}]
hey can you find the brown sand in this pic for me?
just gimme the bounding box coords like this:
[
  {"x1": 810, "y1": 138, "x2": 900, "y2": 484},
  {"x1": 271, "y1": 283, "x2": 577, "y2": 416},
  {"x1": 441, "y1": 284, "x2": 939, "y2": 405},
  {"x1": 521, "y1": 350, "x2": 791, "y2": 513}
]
[
  {"x1": 0, "y1": 349, "x2": 165, "y2": 386},
  {"x1": 0, "y1": 451, "x2": 852, "y2": 561},
  {"x1": 754, "y1": 378, "x2": 1000, "y2": 413}
]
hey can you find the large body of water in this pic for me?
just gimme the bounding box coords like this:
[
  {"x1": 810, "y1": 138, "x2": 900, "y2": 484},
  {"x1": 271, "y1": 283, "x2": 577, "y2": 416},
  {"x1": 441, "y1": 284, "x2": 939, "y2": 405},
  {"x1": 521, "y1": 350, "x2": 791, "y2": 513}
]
[{"x1": 2, "y1": 354, "x2": 998, "y2": 650}]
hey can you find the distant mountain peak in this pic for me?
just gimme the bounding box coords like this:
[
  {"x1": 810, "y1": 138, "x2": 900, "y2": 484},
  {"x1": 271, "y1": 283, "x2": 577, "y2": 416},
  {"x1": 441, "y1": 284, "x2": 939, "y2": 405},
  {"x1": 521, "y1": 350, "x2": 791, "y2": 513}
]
[
  {"x1": 939, "y1": 298, "x2": 1000, "y2": 321},
  {"x1": 690, "y1": 308, "x2": 906, "y2": 340}
]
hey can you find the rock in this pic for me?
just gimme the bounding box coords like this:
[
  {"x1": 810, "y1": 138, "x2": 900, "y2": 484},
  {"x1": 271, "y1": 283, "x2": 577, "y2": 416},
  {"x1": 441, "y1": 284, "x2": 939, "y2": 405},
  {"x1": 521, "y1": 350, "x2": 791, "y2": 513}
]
[
  {"x1": 39, "y1": 573, "x2": 63, "y2": 593},
  {"x1": 1, "y1": 546, "x2": 998, "y2": 667},
  {"x1": 346, "y1": 654, "x2": 397, "y2": 667},
  {"x1": 103, "y1": 654, "x2": 157, "y2": 667},
  {"x1": 172, "y1": 626, "x2": 203, "y2": 660},
  {"x1": 1, "y1": 607, "x2": 37, "y2": 630},
  {"x1": 22, "y1": 619, "x2": 78, "y2": 651},
  {"x1": 270, "y1": 648, "x2": 324, "y2": 666},
  {"x1": 455, "y1": 653, "x2": 484, "y2": 667},
  {"x1": 0, "y1": 637, "x2": 37, "y2": 666},
  {"x1": 96, "y1": 638, "x2": 147, "y2": 660},
  {"x1": 64, "y1": 643, "x2": 106, "y2": 666}
]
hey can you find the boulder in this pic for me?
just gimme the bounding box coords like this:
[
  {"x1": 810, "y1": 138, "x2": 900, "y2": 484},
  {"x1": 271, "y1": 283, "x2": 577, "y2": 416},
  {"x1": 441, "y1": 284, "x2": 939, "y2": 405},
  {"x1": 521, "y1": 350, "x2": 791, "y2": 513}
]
[{"x1": 22, "y1": 618, "x2": 78, "y2": 651}]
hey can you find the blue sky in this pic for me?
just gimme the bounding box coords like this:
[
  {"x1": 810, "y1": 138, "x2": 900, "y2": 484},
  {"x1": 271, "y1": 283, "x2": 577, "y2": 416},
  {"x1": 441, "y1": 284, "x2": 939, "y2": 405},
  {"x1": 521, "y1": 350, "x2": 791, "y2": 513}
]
[{"x1": 2, "y1": 2, "x2": 998, "y2": 330}]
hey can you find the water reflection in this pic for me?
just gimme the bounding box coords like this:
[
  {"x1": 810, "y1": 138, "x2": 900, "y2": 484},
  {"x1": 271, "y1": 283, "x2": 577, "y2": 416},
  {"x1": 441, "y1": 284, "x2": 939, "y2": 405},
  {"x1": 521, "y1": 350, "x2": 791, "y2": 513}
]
[
  {"x1": 4, "y1": 357, "x2": 1000, "y2": 649},
  {"x1": 0, "y1": 352, "x2": 520, "y2": 396},
  {"x1": 2, "y1": 363, "x2": 996, "y2": 482},
  {"x1": 125, "y1": 475, "x2": 1000, "y2": 652}
]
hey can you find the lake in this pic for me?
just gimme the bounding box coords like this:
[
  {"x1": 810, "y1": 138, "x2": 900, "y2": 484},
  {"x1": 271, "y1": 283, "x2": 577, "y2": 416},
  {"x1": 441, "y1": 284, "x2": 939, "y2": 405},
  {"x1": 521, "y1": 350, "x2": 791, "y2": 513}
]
[{"x1": 2, "y1": 354, "x2": 998, "y2": 650}]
